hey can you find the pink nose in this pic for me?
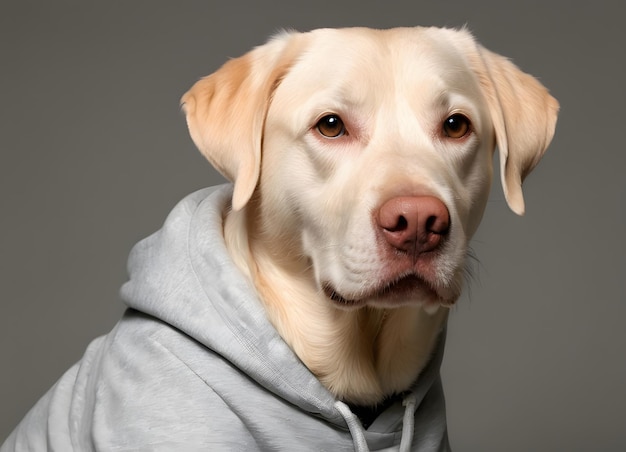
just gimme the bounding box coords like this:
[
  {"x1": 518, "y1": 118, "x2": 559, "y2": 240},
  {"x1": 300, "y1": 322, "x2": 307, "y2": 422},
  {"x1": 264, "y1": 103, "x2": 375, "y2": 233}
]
[{"x1": 377, "y1": 196, "x2": 450, "y2": 254}]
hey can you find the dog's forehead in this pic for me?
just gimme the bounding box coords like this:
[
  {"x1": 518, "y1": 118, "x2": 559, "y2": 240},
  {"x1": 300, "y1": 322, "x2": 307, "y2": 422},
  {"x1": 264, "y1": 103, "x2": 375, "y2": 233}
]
[{"x1": 279, "y1": 27, "x2": 482, "y2": 111}]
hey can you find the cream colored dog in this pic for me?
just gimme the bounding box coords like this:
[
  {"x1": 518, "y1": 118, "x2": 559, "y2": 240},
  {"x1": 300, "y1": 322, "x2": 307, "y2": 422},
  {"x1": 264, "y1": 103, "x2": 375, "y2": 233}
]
[{"x1": 182, "y1": 27, "x2": 558, "y2": 408}]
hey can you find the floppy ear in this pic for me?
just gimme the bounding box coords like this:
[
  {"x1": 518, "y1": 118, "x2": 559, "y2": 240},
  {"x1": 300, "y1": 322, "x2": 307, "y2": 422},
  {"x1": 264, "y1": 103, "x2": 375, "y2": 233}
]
[
  {"x1": 475, "y1": 47, "x2": 559, "y2": 215},
  {"x1": 181, "y1": 32, "x2": 302, "y2": 211}
]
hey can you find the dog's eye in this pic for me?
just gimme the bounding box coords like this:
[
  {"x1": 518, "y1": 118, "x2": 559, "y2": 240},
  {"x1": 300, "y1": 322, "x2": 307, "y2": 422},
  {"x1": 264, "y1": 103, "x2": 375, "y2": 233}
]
[
  {"x1": 443, "y1": 114, "x2": 471, "y2": 138},
  {"x1": 316, "y1": 114, "x2": 346, "y2": 138}
]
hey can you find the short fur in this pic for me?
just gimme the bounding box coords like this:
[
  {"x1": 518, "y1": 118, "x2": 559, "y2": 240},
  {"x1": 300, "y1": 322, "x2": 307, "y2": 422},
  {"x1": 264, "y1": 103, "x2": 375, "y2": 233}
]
[{"x1": 181, "y1": 27, "x2": 558, "y2": 407}]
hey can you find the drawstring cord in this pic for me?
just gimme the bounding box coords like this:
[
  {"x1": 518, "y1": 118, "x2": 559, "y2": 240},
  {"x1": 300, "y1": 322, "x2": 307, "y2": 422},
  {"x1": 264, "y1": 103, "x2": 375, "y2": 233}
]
[
  {"x1": 335, "y1": 401, "x2": 370, "y2": 452},
  {"x1": 399, "y1": 393, "x2": 417, "y2": 452},
  {"x1": 335, "y1": 392, "x2": 418, "y2": 452}
]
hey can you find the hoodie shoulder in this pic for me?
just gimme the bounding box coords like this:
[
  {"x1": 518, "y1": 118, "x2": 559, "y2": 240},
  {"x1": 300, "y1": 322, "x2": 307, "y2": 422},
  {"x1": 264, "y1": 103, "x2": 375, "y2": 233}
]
[{"x1": 88, "y1": 311, "x2": 262, "y2": 451}]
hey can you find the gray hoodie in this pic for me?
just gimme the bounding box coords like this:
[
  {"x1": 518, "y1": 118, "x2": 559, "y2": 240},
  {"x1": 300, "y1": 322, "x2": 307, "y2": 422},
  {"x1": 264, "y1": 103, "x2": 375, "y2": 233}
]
[{"x1": 2, "y1": 185, "x2": 450, "y2": 452}]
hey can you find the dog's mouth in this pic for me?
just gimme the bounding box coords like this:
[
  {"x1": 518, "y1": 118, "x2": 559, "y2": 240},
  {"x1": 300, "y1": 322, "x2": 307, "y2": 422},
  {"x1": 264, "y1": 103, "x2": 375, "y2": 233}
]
[{"x1": 322, "y1": 273, "x2": 452, "y2": 309}]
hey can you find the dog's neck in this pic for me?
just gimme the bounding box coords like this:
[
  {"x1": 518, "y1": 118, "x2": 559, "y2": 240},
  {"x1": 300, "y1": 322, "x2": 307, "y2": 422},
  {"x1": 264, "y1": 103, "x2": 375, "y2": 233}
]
[{"x1": 224, "y1": 205, "x2": 448, "y2": 406}]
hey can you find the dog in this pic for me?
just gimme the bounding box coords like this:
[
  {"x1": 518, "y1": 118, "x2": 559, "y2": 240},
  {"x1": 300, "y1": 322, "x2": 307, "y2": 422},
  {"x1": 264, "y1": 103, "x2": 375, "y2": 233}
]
[
  {"x1": 3, "y1": 27, "x2": 557, "y2": 451},
  {"x1": 182, "y1": 26, "x2": 558, "y2": 404}
]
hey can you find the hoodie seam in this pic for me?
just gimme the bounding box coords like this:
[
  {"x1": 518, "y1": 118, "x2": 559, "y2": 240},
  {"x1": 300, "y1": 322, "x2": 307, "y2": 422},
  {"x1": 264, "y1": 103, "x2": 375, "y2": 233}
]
[{"x1": 148, "y1": 334, "x2": 261, "y2": 446}]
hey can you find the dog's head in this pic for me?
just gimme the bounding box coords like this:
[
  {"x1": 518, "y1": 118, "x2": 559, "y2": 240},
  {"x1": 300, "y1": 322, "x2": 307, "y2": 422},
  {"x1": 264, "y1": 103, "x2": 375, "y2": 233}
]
[{"x1": 182, "y1": 27, "x2": 558, "y2": 310}]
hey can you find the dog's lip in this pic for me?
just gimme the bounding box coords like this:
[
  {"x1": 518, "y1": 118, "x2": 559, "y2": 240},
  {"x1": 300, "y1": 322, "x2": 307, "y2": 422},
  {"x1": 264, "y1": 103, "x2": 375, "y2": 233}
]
[{"x1": 322, "y1": 273, "x2": 450, "y2": 307}]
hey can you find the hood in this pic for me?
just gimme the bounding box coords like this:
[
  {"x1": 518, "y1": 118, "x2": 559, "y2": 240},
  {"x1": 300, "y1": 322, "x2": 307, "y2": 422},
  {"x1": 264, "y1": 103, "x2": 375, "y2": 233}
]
[{"x1": 120, "y1": 185, "x2": 342, "y2": 419}]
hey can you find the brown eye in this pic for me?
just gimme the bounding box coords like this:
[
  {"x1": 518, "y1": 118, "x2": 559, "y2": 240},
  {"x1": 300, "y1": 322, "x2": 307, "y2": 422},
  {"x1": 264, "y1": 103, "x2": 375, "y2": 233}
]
[
  {"x1": 443, "y1": 113, "x2": 470, "y2": 138},
  {"x1": 316, "y1": 114, "x2": 346, "y2": 138}
]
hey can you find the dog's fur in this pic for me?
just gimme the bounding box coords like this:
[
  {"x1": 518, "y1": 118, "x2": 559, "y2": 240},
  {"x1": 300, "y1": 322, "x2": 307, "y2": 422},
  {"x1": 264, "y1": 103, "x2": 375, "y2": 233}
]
[{"x1": 181, "y1": 27, "x2": 558, "y2": 407}]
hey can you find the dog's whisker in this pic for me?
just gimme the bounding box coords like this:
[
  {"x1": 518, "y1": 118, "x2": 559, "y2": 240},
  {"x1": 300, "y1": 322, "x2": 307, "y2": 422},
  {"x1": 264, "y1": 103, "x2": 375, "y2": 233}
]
[{"x1": 460, "y1": 247, "x2": 483, "y2": 305}]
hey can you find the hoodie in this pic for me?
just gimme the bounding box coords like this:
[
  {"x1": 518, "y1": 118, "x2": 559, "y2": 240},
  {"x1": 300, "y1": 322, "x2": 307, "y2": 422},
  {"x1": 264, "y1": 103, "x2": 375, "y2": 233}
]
[{"x1": 2, "y1": 185, "x2": 450, "y2": 452}]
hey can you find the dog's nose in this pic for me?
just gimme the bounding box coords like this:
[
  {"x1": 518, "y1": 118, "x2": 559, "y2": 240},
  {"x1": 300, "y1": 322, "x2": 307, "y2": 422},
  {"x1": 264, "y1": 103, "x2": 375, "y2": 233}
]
[{"x1": 377, "y1": 196, "x2": 450, "y2": 254}]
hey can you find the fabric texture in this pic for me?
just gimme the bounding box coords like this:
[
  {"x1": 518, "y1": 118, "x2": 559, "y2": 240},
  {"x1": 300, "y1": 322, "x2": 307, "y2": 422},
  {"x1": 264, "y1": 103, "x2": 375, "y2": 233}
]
[{"x1": 2, "y1": 185, "x2": 450, "y2": 451}]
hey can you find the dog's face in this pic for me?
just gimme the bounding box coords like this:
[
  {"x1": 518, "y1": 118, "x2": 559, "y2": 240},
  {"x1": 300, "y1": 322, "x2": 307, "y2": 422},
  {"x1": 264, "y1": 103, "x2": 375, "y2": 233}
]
[
  {"x1": 182, "y1": 27, "x2": 558, "y2": 311},
  {"x1": 260, "y1": 28, "x2": 496, "y2": 310}
]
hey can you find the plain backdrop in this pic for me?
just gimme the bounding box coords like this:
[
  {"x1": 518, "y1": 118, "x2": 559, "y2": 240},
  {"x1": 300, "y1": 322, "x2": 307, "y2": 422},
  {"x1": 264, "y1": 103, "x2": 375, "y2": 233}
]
[{"x1": 1, "y1": 2, "x2": 625, "y2": 450}]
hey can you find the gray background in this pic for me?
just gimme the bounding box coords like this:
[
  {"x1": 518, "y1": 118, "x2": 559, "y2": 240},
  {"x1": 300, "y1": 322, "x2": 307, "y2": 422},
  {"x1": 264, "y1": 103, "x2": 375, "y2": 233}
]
[{"x1": 1, "y1": 1, "x2": 624, "y2": 450}]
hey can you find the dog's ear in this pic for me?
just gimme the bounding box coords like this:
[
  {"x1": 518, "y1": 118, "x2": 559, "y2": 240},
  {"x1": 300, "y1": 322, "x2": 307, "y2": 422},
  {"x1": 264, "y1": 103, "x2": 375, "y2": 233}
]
[
  {"x1": 181, "y1": 32, "x2": 302, "y2": 211},
  {"x1": 474, "y1": 47, "x2": 559, "y2": 215}
]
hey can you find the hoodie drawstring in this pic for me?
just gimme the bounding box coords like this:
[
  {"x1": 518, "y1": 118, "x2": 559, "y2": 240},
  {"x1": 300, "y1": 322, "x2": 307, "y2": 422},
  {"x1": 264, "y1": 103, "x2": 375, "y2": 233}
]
[
  {"x1": 335, "y1": 393, "x2": 418, "y2": 452},
  {"x1": 335, "y1": 401, "x2": 370, "y2": 452},
  {"x1": 399, "y1": 393, "x2": 417, "y2": 452}
]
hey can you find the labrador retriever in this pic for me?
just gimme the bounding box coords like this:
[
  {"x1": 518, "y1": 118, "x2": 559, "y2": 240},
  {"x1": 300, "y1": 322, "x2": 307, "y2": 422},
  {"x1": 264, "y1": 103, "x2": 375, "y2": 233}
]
[{"x1": 181, "y1": 25, "x2": 558, "y2": 409}]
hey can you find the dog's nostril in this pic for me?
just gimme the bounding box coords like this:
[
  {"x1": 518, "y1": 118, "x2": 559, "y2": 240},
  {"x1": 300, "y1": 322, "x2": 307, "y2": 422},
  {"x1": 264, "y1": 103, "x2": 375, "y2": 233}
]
[
  {"x1": 389, "y1": 215, "x2": 408, "y2": 232},
  {"x1": 425, "y1": 216, "x2": 436, "y2": 232},
  {"x1": 425, "y1": 215, "x2": 449, "y2": 235}
]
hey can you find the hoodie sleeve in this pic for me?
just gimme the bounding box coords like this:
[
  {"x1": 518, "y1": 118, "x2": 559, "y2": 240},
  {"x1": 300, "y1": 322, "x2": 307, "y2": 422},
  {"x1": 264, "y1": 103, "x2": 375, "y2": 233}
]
[{"x1": 2, "y1": 312, "x2": 260, "y2": 452}]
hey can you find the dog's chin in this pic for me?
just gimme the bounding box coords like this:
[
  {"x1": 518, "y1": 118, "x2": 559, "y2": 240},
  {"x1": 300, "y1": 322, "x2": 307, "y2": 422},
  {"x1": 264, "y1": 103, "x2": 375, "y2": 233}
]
[{"x1": 321, "y1": 274, "x2": 456, "y2": 312}]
